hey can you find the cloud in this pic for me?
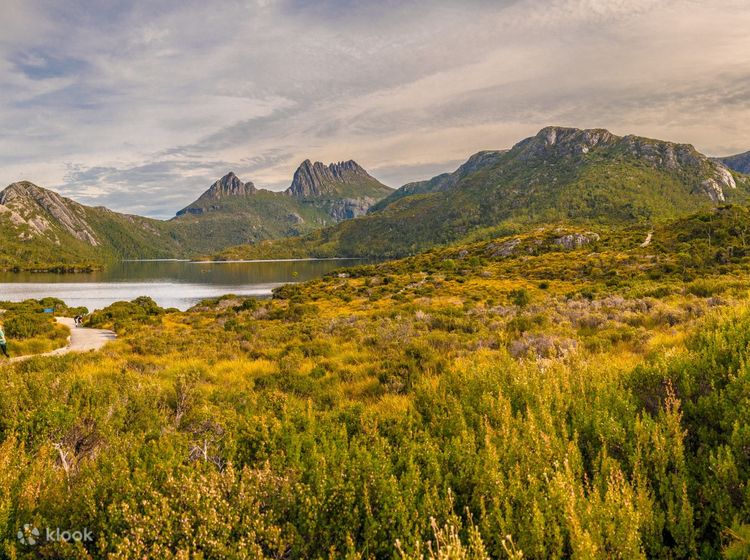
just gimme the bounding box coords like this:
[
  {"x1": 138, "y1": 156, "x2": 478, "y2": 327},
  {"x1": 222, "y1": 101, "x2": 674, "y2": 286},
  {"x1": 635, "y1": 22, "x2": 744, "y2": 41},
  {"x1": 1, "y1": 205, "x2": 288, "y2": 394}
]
[{"x1": 0, "y1": 0, "x2": 749, "y2": 217}]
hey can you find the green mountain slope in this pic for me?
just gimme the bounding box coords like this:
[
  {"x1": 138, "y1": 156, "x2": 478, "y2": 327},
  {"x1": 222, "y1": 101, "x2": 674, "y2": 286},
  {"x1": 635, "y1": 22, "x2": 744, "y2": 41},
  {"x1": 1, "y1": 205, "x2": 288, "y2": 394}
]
[
  {"x1": 170, "y1": 172, "x2": 326, "y2": 253},
  {"x1": 369, "y1": 150, "x2": 506, "y2": 213},
  {"x1": 169, "y1": 162, "x2": 392, "y2": 253},
  {"x1": 215, "y1": 126, "x2": 748, "y2": 259},
  {"x1": 716, "y1": 150, "x2": 750, "y2": 174},
  {"x1": 0, "y1": 159, "x2": 392, "y2": 269},
  {"x1": 0, "y1": 182, "x2": 181, "y2": 270}
]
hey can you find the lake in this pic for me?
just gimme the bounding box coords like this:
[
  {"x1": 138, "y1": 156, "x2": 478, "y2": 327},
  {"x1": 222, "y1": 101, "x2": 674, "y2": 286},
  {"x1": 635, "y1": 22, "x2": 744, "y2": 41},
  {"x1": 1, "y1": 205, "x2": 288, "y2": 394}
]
[{"x1": 0, "y1": 259, "x2": 365, "y2": 311}]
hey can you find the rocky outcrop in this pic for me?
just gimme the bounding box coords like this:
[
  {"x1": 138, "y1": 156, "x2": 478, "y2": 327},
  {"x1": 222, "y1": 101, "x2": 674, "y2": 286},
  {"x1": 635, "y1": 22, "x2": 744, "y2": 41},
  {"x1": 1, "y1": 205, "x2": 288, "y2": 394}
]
[
  {"x1": 553, "y1": 232, "x2": 600, "y2": 249},
  {"x1": 515, "y1": 127, "x2": 618, "y2": 160},
  {"x1": 286, "y1": 159, "x2": 377, "y2": 198},
  {"x1": 484, "y1": 230, "x2": 600, "y2": 258},
  {"x1": 325, "y1": 197, "x2": 378, "y2": 220},
  {"x1": 177, "y1": 172, "x2": 257, "y2": 216},
  {"x1": 513, "y1": 126, "x2": 738, "y2": 203},
  {"x1": 485, "y1": 238, "x2": 522, "y2": 258},
  {"x1": 0, "y1": 182, "x2": 100, "y2": 245}
]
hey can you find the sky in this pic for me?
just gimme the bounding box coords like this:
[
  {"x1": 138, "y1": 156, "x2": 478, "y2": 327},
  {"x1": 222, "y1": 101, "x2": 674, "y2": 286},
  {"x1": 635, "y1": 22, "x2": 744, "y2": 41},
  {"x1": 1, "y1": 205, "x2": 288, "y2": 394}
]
[{"x1": 1, "y1": 0, "x2": 750, "y2": 218}]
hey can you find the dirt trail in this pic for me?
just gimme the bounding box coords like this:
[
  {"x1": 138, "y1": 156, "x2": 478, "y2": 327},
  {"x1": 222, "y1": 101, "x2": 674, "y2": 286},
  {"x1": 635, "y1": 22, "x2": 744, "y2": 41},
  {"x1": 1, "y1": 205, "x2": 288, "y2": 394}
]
[
  {"x1": 640, "y1": 231, "x2": 653, "y2": 248},
  {"x1": 6, "y1": 317, "x2": 116, "y2": 363}
]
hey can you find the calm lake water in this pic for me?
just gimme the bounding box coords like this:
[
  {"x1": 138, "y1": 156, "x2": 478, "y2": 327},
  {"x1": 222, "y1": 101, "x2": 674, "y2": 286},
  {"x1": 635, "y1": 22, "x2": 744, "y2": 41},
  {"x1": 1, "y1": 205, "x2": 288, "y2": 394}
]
[{"x1": 0, "y1": 259, "x2": 365, "y2": 311}]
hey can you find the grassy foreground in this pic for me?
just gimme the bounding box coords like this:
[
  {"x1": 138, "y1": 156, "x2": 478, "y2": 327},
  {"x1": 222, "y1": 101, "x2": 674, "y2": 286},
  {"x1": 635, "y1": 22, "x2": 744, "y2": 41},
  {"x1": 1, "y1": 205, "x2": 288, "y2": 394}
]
[{"x1": 1, "y1": 209, "x2": 750, "y2": 558}]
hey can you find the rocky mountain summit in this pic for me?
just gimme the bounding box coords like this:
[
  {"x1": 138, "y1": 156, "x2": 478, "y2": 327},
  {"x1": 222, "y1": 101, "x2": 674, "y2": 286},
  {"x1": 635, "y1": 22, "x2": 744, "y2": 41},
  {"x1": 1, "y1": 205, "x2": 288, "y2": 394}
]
[
  {"x1": 514, "y1": 127, "x2": 619, "y2": 159},
  {"x1": 173, "y1": 158, "x2": 392, "y2": 241},
  {"x1": 285, "y1": 160, "x2": 381, "y2": 198},
  {"x1": 513, "y1": 126, "x2": 737, "y2": 203},
  {"x1": 177, "y1": 172, "x2": 257, "y2": 216},
  {"x1": 164, "y1": 160, "x2": 392, "y2": 252},
  {"x1": 218, "y1": 126, "x2": 749, "y2": 260},
  {"x1": 1, "y1": 181, "x2": 102, "y2": 245},
  {"x1": 201, "y1": 172, "x2": 256, "y2": 199},
  {"x1": 283, "y1": 159, "x2": 392, "y2": 219}
]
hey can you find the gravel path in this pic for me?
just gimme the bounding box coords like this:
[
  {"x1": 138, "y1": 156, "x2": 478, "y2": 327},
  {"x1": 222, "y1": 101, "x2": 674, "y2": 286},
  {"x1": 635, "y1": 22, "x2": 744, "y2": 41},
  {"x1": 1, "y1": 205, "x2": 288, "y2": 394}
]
[{"x1": 6, "y1": 317, "x2": 116, "y2": 363}]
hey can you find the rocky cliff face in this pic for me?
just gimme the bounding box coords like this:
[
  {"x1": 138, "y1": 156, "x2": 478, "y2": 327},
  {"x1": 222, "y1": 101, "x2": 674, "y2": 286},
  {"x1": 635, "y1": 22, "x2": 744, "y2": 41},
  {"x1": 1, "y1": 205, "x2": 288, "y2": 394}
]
[
  {"x1": 176, "y1": 172, "x2": 257, "y2": 216},
  {"x1": 515, "y1": 127, "x2": 619, "y2": 159},
  {"x1": 0, "y1": 182, "x2": 100, "y2": 245},
  {"x1": 204, "y1": 172, "x2": 257, "y2": 199},
  {"x1": 286, "y1": 160, "x2": 376, "y2": 198},
  {"x1": 323, "y1": 197, "x2": 380, "y2": 220}
]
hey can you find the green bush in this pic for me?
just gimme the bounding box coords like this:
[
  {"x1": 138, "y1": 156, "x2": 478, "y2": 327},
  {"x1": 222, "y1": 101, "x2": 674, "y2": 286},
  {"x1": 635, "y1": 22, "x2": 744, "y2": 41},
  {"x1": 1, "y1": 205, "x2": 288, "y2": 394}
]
[
  {"x1": 509, "y1": 288, "x2": 531, "y2": 307},
  {"x1": 86, "y1": 296, "x2": 165, "y2": 329},
  {"x1": 3, "y1": 312, "x2": 55, "y2": 339}
]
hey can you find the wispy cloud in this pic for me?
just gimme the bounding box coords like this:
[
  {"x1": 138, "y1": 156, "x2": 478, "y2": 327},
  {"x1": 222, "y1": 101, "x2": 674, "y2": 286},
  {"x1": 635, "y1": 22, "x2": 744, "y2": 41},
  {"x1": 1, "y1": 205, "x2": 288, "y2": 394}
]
[{"x1": 1, "y1": 0, "x2": 749, "y2": 217}]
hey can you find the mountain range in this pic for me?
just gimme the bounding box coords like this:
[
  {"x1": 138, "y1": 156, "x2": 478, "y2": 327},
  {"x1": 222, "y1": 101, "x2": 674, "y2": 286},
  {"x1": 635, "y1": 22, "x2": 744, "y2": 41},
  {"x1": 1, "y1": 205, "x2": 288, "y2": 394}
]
[
  {"x1": 167, "y1": 160, "x2": 391, "y2": 254},
  {"x1": 0, "y1": 159, "x2": 391, "y2": 270},
  {"x1": 2, "y1": 126, "x2": 749, "y2": 270},
  {"x1": 216, "y1": 126, "x2": 750, "y2": 259}
]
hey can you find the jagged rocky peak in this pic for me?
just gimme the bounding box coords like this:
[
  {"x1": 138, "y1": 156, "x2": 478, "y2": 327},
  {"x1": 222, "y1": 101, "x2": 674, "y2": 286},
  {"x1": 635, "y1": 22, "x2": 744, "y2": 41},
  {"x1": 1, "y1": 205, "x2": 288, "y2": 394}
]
[
  {"x1": 286, "y1": 159, "x2": 371, "y2": 197},
  {"x1": 176, "y1": 172, "x2": 258, "y2": 217},
  {"x1": 329, "y1": 159, "x2": 370, "y2": 178},
  {"x1": 204, "y1": 172, "x2": 256, "y2": 199}
]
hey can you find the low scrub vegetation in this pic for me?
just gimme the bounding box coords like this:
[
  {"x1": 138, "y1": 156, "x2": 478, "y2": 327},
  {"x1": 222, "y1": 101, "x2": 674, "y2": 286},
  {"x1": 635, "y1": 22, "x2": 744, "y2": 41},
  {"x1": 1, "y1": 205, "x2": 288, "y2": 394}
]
[
  {"x1": 2, "y1": 208, "x2": 750, "y2": 557},
  {"x1": 0, "y1": 299, "x2": 74, "y2": 357}
]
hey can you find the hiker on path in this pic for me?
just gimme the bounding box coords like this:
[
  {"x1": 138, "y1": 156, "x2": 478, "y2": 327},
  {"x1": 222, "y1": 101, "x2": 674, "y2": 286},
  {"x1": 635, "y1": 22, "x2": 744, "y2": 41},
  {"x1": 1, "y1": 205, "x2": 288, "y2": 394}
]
[{"x1": 0, "y1": 325, "x2": 9, "y2": 358}]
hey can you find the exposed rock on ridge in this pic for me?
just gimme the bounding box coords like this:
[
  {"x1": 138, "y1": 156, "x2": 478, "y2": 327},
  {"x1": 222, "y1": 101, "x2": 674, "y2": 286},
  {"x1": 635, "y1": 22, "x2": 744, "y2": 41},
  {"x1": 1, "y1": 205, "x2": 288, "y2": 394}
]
[
  {"x1": 0, "y1": 182, "x2": 100, "y2": 245},
  {"x1": 285, "y1": 159, "x2": 374, "y2": 198},
  {"x1": 517, "y1": 126, "x2": 737, "y2": 202},
  {"x1": 176, "y1": 172, "x2": 257, "y2": 216}
]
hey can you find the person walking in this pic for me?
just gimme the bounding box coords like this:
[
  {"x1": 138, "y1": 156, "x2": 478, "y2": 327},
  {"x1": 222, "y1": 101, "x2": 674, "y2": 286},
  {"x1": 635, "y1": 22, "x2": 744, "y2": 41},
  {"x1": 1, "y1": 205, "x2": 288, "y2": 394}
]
[{"x1": 0, "y1": 324, "x2": 9, "y2": 358}]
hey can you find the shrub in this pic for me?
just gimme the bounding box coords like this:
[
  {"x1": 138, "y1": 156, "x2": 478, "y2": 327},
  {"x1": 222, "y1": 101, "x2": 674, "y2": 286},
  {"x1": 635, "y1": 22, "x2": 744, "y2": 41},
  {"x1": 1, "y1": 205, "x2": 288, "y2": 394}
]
[
  {"x1": 509, "y1": 288, "x2": 532, "y2": 308},
  {"x1": 3, "y1": 312, "x2": 55, "y2": 339},
  {"x1": 86, "y1": 297, "x2": 165, "y2": 329}
]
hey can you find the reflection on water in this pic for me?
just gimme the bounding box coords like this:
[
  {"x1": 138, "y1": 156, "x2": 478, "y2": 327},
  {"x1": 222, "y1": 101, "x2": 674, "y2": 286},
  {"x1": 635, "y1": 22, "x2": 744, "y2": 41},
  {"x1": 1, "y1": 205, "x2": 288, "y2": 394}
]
[{"x1": 0, "y1": 259, "x2": 365, "y2": 311}]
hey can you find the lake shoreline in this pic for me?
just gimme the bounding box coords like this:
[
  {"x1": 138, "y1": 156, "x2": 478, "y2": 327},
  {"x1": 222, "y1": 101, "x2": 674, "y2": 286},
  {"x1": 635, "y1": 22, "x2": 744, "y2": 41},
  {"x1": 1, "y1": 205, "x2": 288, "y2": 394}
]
[
  {"x1": 1, "y1": 256, "x2": 366, "y2": 274},
  {"x1": 0, "y1": 259, "x2": 367, "y2": 311}
]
